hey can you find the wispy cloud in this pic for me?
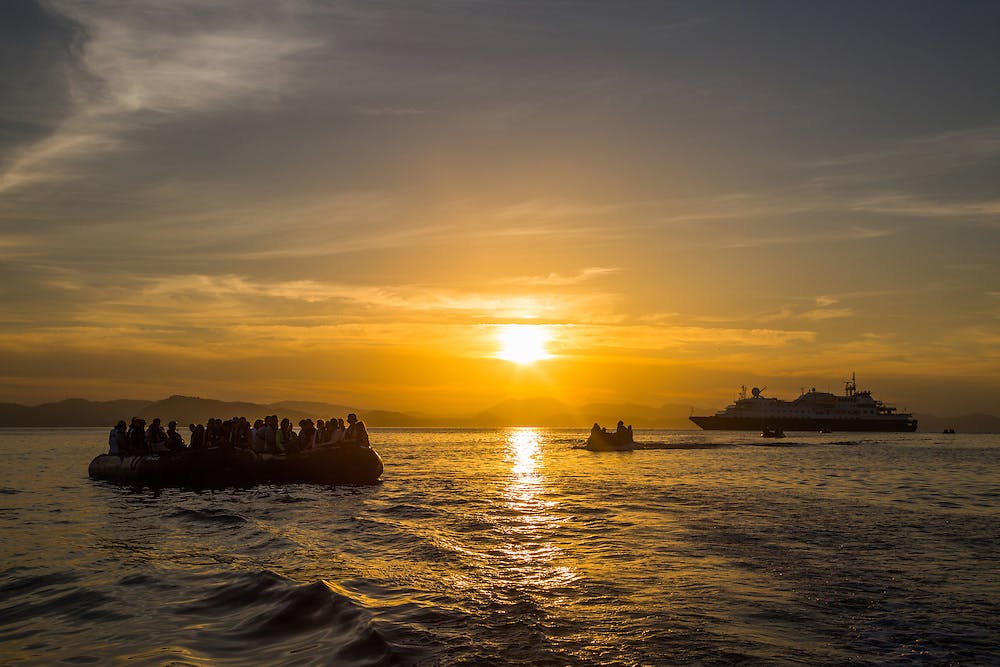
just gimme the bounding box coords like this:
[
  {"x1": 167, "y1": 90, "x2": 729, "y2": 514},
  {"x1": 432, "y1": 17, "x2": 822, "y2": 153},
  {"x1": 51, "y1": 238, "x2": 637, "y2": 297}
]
[
  {"x1": 712, "y1": 225, "x2": 891, "y2": 249},
  {"x1": 82, "y1": 273, "x2": 612, "y2": 324},
  {"x1": 801, "y1": 125, "x2": 1000, "y2": 170},
  {"x1": 356, "y1": 106, "x2": 435, "y2": 117},
  {"x1": 1, "y1": 1, "x2": 323, "y2": 194},
  {"x1": 845, "y1": 193, "x2": 1000, "y2": 220},
  {"x1": 493, "y1": 267, "x2": 621, "y2": 286}
]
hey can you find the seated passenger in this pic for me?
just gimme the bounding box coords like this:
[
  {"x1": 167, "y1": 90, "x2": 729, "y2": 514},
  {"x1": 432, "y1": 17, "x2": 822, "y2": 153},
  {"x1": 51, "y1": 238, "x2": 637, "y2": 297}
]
[
  {"x1": 206, "y1": 418, "x2": 225, "y2": 447},
  {"x1": 190, "y1": 423, "x2": 207, "y2": 449},
  {"x1": 344, "y1": 413, "x2": 370, "y2": 447},
  {"x1": 250, "y1": 419, "x2": 265, "y2": 452},
  {"x1": 614, "y1": 420, "x2": 634, "y2": 442},
  {"x1": 166, "y1": 420, "x2": 185, "y2": 451},
  {"x1": 220, "y1": 418, "x2": 235, "y2": 448},
  {"x1": 298, "y1": 419, "x2": 317, "y2": 452},
  {"x1": 235, "y1": 417, "x2": 251, "y2": 448},
  {"x1": 329, "y1": 418, "x2": 346, "y2": 444},
  {"x1": 263, "y1": 416, "x2": 278, "y2": 453},
  {"x1": 277, "y1": 418, "x2": 296, "y2": 453},
  {"x1": 128, "y1": 418, "x2": 147, "y2": 453},
  {"x1": 147, "y1": 418, "x2": 170, "y2": 452},
  {"x1": 109, "y1": 420, "x2": 127, "y2": 455}
]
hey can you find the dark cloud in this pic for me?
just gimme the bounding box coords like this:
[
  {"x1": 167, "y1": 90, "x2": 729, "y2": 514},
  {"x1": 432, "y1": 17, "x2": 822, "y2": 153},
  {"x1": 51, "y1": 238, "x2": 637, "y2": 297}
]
[{"x1": 0, "y1": 1, "x2": 86, "y2": 167}]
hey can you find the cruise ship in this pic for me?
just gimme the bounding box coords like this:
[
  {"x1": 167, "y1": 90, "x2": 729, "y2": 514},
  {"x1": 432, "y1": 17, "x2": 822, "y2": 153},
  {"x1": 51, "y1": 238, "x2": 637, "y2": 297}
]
[{"x1": 690, "y1": 375, "x2": 918, "y2": 432}]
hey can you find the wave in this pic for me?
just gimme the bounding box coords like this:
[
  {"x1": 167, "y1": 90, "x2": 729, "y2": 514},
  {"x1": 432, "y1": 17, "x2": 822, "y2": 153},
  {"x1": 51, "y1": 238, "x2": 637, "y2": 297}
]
[
  {"x1": 177, "y1": 570, "x2": 404, "y2": 665},
  {"x1": 0, "y1": 570, "x2": 128, "y2": 641},
  {"x1": 168, "y1": 507, "x2": 249, "y2": 526}
]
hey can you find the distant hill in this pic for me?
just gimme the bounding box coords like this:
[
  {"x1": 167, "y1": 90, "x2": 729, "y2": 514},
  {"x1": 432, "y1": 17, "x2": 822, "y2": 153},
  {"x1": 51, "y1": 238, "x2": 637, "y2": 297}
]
[
  {"x1": 0, "y1": 395, "x2": 996, "y2": 431},
  {"x1": 0, "y1": 395, "x2": 436, "y2": 428},
  {"x1": 0, "y1": 398, "x2": 151, "y2": 427},
  {"x1": 137, "y1": 396, "x2": 422, "y2": 427},
  {"x1": 269, "y1": 400, "x2": 356, "y2": 416},
  {"x1": 470, "y1": 397, "x2": 581, "y2": 427},
  {"x1": 139, "y1": 396, "x2": 274, "y2": 425},
  {"x1": 462, "y1": 397, "x2": 705, "y2": 428}
]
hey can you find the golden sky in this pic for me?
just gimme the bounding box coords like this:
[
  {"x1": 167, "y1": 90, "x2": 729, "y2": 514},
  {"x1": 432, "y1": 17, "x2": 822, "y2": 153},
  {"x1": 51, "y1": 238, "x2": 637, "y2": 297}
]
[{"x1": 2, "y1": 2, "x2": 999, "y2": 416}]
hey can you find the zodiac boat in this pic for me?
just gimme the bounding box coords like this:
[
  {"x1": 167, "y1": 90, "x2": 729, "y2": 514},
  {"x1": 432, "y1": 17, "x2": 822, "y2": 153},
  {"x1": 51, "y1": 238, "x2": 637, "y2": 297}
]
[
  {"x1": 88, "y1": 444, "x2": 384, "y2": 487},
  {"x1": 585, "y1": 429, "x2": 636, "y2": 451}
]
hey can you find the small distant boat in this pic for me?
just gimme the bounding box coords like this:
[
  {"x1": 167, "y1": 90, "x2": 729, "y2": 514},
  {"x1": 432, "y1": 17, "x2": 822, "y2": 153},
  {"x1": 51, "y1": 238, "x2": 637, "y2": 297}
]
[
  {"x1": 942, "y1": 428, "x2": 956, "y2": 434},
  {"x1": 585, "y1": 426, "x2": 636, "y2": 451},
  {"x1": 760, "y1": 426, "x2": 785, "y2": 438}
]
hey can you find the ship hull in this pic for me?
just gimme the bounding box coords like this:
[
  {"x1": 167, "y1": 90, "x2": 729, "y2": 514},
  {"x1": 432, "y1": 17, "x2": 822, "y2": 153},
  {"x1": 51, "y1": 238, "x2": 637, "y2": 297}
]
[{"x1": 689, "y1": 416, "x2": 917, "y2": 432}]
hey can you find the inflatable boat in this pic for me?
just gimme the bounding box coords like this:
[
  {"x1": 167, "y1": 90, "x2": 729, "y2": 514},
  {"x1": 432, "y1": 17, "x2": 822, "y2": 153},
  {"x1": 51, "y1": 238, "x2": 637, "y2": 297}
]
[
  {"x1": 88, "y1": 444, "x2": 384, "y2": 488},
  {"x1": 585, "y1": 430, "x2": 636, "y2": 451}
]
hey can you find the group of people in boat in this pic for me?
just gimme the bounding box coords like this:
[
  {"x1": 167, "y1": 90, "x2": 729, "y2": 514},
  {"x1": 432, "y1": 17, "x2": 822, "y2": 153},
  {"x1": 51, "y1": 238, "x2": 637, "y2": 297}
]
[
  {"x1": 591, "y1": 420, "x2": 634, "y2": 442},
  {"x1": 108, "y1": 413, "x2": 370, "y2": 456}
]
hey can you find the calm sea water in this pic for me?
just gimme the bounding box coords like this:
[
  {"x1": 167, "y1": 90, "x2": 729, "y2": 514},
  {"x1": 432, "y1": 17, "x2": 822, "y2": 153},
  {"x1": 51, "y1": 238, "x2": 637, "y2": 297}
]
[{"x1": 1, "y1": 428, "x2": 998, "y2": 665}]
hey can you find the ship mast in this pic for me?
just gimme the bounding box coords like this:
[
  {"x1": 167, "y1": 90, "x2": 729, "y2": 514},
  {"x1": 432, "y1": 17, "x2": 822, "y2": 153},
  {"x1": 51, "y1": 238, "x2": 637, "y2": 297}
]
[{"x1": 845, "y1": 372, "x2": 857, "y2": 397}]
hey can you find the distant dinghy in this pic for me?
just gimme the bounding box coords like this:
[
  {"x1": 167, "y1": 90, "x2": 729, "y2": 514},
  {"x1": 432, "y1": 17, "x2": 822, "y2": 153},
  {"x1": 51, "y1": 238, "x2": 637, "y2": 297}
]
[
  {"x1": 88, "y1": 444, "x2": 384, "y2": 488},
  {"x1": 585, "y1": 429, "x2": 636, "y2": 451}
]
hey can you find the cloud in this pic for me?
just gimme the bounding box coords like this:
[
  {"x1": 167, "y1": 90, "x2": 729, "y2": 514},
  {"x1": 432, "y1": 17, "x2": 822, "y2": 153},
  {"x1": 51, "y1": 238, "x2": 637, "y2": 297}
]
[
  {"x1": 0, "y1": 1, "x2": 82, "y2": 167},
  {"x1": 801, "y1": 125, "x2": 1000, "y2": 170},
  {"x1": 356, "y1": 106, "x2": 434, "y2": 117},
  {"x1": 845, "y1": 193, "x2": 1000, "y2": 221},
  {"x1": 61, "y1": 273, "x2": 613, "y2": 326},
  {"x1": 493, "y1": 267, "x2": 621, "y2": 286},
  {"x1": 800, "y1": 307, "x2": 853, "y2": 321},
  {"x1": 1, "y1": 1, "x2": 323, "y2": 194},
  {"x1": 712, "y1": 225, "x2": 891, "y2": 249}
]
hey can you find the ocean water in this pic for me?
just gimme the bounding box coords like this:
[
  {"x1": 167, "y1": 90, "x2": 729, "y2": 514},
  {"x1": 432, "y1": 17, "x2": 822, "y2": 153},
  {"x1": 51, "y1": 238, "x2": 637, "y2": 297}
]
[{"x1": 1, "y1": 428, "x2": 998, "y2": 666}]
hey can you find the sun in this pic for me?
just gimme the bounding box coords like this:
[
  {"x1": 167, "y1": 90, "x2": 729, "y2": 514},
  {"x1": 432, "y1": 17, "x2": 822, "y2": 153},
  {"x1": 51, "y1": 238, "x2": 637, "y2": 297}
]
[{"x1": 496, "y1": 324, "x2": 552, "y2": 364}]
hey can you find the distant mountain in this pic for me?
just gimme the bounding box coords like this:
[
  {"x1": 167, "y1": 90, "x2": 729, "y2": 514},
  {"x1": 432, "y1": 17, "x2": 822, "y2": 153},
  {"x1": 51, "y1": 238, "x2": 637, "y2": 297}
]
[
  {"x1": 0, "y1": 398, "x2": 151, "y2": 427},
  {"x1": 1, "y1": 395, "x2": 996, "y2": 431},
  {"x1": 470, "y1": 397, "x2": 580, "y2": 427},
  {"x1": 138, "y1": 396, "x2": 416, "y2": 427},
  {"x1": 139, "y1": 396, "x2": 273, "y2": 425},
  {"x1": 0, "y1": 395, "x2": 435, "y2": 428},
  {"x1": 362, "y1": 409, "x2": 437, "y2": 427},
  {"x1": 464, "y1": 398, "x2": 705, "y2": 428},
  {"x1": 269, "y1": 400, "x2": 355, "y2": 416},
  {"x1": 583, "y1": 402, "x2": 706, "y2": 429}
]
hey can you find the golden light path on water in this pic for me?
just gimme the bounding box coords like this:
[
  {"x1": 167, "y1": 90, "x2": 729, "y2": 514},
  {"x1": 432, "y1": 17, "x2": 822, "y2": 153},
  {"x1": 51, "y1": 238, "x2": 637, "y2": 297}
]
[{"x1": 499, "y1": 428, "x2": 578, "y2": 596}]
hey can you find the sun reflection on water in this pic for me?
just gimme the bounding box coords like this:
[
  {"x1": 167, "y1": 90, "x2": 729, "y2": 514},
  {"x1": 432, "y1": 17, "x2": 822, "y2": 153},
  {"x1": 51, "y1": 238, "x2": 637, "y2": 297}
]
[{"x1": 498, "y1": 428, "x2": 578, "y2": 595}]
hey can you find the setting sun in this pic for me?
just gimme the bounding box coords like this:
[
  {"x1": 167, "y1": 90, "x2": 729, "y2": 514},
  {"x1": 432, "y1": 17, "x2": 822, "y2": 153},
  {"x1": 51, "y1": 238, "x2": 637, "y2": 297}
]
[{"x1": 496, "y1": 325, "x2": 552, "y2": 364}]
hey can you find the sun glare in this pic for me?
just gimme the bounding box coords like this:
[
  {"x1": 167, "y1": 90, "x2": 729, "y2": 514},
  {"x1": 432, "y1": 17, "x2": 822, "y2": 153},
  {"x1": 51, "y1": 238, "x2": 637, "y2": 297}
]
[{"x1": 496, "y1": 324, "x2": 552, "y2": 364}]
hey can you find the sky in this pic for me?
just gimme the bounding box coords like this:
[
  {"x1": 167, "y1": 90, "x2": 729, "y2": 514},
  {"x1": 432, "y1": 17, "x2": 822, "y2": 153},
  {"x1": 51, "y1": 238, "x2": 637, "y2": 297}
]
[{"x1": 2, "y1": 0, "x2": 999, "y2": 416}]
